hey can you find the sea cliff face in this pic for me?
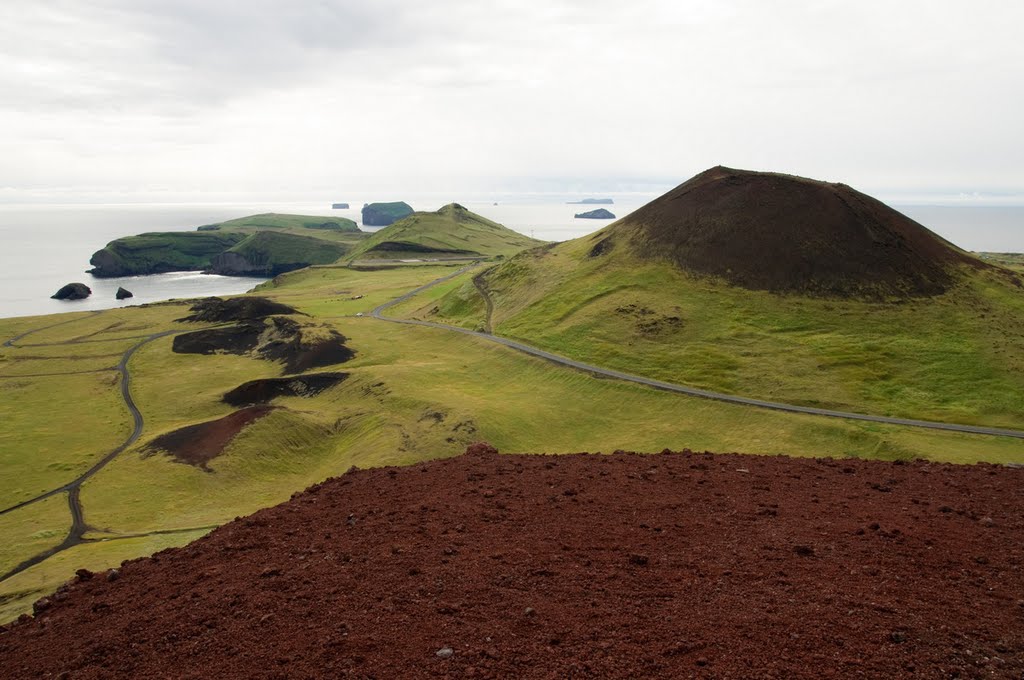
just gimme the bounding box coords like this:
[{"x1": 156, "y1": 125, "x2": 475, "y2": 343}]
[
  {"x1": 88, "y1": 216, "x2": 360, "y2": 278},
  {"x1": 89, "y1": 232, "x2": 245, "y2": 277}
]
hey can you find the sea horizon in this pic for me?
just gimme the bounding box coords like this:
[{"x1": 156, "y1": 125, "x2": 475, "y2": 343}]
[{"x1": 1, "y1": 198, "x2": 1022, "y2": 319}]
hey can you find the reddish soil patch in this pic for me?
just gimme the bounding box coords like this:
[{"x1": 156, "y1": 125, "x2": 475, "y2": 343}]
[
  {"x1": 223, "y1": 372, "x2": 349, "y2": 406},
  {"x1": 2, "y1": 447, "x2": 1023, "y2": 678},
  {"x1": 609, "y1": 166, "x2": 990, "y2": 298},
  {"x1": 179, "y1": 296, "x2": 298, "y2": 322},
  {"x1": 144, "y1": 406, "x2": 273, "y2": 470}
]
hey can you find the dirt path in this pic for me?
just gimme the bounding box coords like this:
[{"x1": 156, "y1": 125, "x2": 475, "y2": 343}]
[
  {"x1": 472, "y1": 269, "x2": 495, "y2": 334},
  {"x1": 373, "y1": 265, "x2": 1024, "y2": 441}
]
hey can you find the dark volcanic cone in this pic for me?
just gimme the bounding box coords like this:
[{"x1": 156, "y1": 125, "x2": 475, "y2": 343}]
[{"x1": 607, "y1": 166, "x2": 985, "y2": 297}]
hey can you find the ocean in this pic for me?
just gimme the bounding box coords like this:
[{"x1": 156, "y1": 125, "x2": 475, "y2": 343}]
[{"x1": 0, "y1": 200, "x2": 1022, "y2": 319}]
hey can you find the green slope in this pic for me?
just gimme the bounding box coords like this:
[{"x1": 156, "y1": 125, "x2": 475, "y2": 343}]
[
  {"x1": 347, "y1": 203, "x2": 544, "y2": 261},
  {"x1": 209, "y1": 231, "x2": 350, "y2": 276},
  {"x1": 210, "y1": 213, "x2": 359, "y2": 233},
  {"x1": 412, "y1": 218, "x2": 1024, "y2": 430}
]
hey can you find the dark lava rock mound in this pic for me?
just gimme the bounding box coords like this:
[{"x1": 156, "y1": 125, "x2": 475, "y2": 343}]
[
  {"x1": 173, "y1": 317, "x2": 355, "y2": 374},
  {"x1": 172, "y1": 322, "x2": 263, "y2": 355},
  {"x1": 223, "y1": 372, "x2": 349, "y2": 406},
  {"x1": 115, "y1": 287, "x2": 133, "y2": 300},
  {"x1": 143, "y1": 406, "x2": 274, "y2": 470},
  {"x1": 51, "y1": 283, "x2": 91, "y2": 300},
  {"x1": 3, "y1": 448, "x2": 1023, "y2": 678},
  {"x1": 612, "y1": 166, "x2": 985, "y2": 298},
  {"x1": 178, "y1": 296, "x2": 298, "y2": 322}
]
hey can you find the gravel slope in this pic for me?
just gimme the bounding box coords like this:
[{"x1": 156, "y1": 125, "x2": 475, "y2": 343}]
[{"x1": 2, "y1": 445, "x2": 1022, "y2": 678}]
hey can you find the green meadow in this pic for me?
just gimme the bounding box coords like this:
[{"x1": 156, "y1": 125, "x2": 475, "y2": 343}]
[{"x1": 416, "y1": 237, "x2": 1024, "y2": 429}]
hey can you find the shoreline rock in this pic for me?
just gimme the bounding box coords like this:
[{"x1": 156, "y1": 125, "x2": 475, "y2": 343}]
[
  {"x1": 51, "y1": 283, "x2": 91, "y2": 300},
  {"x1": 575, "y1": 208, "x2": 616, "y2": 220}
]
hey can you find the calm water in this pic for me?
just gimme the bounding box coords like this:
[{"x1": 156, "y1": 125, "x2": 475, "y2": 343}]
[{"x1": 0, "y1": 200, "x2": 1021, "y2": 319}]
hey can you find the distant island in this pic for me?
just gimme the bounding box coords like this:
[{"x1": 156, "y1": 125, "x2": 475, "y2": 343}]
[
  {"x1": 567, "y1": 198, "x2": 614, "y2": 205},
  {"x1": 362, "y1": 201, "x2": 414, "y2": 227},
  {"x1": 575, "y1": 208, "x2": 616, "y2": 220},
  {"x1": 331, "y1": 203, "x2": 350, "y2": 209}
]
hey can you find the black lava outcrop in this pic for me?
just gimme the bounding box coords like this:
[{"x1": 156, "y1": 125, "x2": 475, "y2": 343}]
[
  {"x1": 575, "y1": 208, "x2": 616, "y2": 219},
  {"x1": 173, "y1": 316, "x2": 354, "y2": 375},
  {"x1": 51, "y1": 283, "x2": 91, "y2": 300},
  {"x1": 178, "y1": 297, "x2": 299, "y2": 323},
  {"x1": 605, "y1": 166, "x2": 986, "y2": 298},
  {"x1": 115, "y1": 287, "x2": 133, "y2": 300},
  {"x1": 172, "y1": 322, "x2": 263, "y2": 355},
  {"x1": 222, "y1": 373, "x2": 349, "y2": 406}
]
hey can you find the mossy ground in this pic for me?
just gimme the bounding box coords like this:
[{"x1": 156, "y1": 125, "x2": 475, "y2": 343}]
[{"x1": 1, "y1": 260, "x2": 1023, "y2": 622}]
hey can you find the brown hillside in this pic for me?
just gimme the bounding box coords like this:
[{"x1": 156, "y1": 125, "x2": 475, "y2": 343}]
[
  {"x1": 2, "y1": 446, "x2": 1022, "y2": 678},
  {"x1": 607, "y1": 166, "x2": 985, "y2": 297}
]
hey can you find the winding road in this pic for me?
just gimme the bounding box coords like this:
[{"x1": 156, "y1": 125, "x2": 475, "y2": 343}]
[
  {"x1": 373, "y1": 264, "x2": 1024, "y2": 440},
  {"x1": 0, "y1": 326, "x2": 200, "y2": 583}
]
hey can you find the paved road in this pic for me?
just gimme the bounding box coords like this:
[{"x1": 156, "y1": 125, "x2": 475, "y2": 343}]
[
  {"x1": 0, "y1": 328, "x2": 179, "y2": 583},
  {"x1": 373, "y1": 265, "x2": 1024, "y2": 440}
]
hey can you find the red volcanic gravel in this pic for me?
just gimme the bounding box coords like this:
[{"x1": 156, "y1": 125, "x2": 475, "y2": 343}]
[{"x1": 2, "y1": 445, "x2": 1023, "y2": 678}]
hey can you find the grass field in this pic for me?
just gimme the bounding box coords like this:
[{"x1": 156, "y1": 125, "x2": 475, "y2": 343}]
[
  {"x1": 415, "y1": 238, "x2": 1024, "y2": 429},
  {"x1": 2, "y1": 260, "x2": 1023, "y2": 622}
]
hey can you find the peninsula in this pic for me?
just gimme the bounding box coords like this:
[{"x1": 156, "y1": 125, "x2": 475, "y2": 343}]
[{"x1": 88, "y1": 213, "x2": 365, "y2": 278}]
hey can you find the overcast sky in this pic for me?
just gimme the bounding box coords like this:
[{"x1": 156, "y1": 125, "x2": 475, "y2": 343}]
[{"x1": 1, "y1": 0, "x2": 1022, "y2": 203}]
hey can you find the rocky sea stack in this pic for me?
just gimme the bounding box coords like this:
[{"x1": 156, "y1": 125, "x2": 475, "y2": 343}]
[
  {"x1": 115, "y1": 287, "x2": 133, "y2": 300},
  {"x1": 596, "y1": 166, "x2": 985, "y2": 298},
  {"x1": 575, "y1": 208, "x2": 616, "y2": 219},
  {"x1": 361, "y1": 201, "x2": 413, "y2": 227},
  {"x1": 51, "y1": 283, "x2": 91, "y2": 300}
]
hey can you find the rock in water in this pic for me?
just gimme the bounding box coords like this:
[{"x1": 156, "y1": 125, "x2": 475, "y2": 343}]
[
  {"x1": 115, "y1": 287, "x2": 133, "y2": 300},
  {"x1": 331, "y1": 203, "x2": 350, "y2": 209},
  {"x1": 51, "y1": 283, "x2": 91, "y2": 300},
  {"x1": 575, "y1": 208, "x2": 616, "y2": 219}
]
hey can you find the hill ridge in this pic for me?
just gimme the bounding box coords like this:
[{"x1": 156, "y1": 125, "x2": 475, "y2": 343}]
[{"x1": 347, "y1": 203, "x2": 543, "y2": 261}]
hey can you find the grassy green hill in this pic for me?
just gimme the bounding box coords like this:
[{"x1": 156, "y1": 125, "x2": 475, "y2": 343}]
[
  {"x1": 88, "y1": 231, "x2": 247, "y2": 277},
  {"x1": 347, "y1": 203, "x2": 544, "y2": 262},
  {"x1": 206, "y1": 212, "x2": 359, "y2": 232},
  {"x1": 978, "y1": 252, "x2": 1024, "y2": 274},
  {"x1": 210, "y1": 231, "x2": 349, "y2": 276},
  {"x1": 408, "y1": 173, "x2": 1024, "y2": 429},
  {"x1": 89, "y1": 213, "x2": 366, "y2": 277}
]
